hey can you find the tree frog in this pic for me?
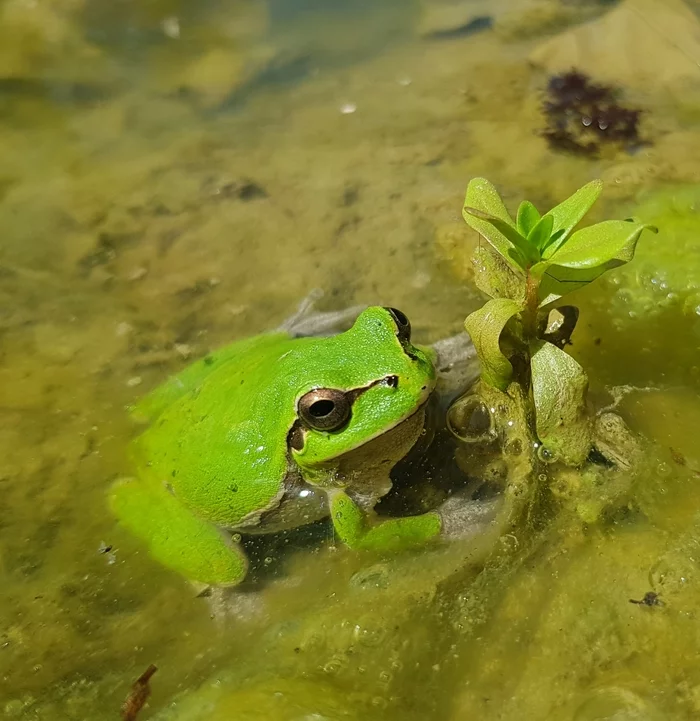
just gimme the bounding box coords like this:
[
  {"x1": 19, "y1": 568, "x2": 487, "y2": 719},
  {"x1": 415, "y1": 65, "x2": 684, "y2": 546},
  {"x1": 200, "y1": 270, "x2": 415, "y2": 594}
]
[{"x1": 110, "y1": 305, "x2": 485, "y2": 588}]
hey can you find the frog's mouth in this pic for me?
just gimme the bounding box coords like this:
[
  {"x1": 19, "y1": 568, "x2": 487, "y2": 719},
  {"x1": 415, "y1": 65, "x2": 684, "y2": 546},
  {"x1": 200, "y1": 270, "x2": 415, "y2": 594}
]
[{"x1": 287, "y1": 373, "x2": 434, "y2": 457}]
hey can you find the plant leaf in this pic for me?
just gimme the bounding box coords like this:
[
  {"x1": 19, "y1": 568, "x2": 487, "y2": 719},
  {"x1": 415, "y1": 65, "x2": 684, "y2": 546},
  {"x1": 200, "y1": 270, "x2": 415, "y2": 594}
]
[
  {"x1": 541, "y1": 179, "x2": 603, "y2": 258},
  {"x1": 536, "y1": 264, "x2": 612, "y2": 306},
  {"x1": 464, "y1": 207, "x2": 538, "y2": 266},
  {"x1": 533, "y1": 220, "x2": 656, "y2": 305},
  {"x1": 516, "y1": 200, "x2": 541, "y2": 237},
  {"x1": 527, "y1": 214, "x2": 554, "y2": 251},
  {"x1": 472, "y1": 245, "x2": 527, "y2": 303},
  {"x1": 547, "y1": 219, "x2": 653, "y2": 269},
  {"x1": 464, "y1": 298, "x2": 524, "y2": 391},
  {"x1": 464, "y1": 177, "x2": 516, "y2": 225},
  {"x1": 531, "y1": 340, "x2": 591, "y2": 466},
  {"x1": 462, "y1": 178, "x2": 527, "y2": 272}
]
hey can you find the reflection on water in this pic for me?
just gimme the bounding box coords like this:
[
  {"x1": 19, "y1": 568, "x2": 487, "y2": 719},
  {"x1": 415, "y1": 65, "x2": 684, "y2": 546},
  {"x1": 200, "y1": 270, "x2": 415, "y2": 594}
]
[{"x1": 3, "y1": 0, "x2": 700, "y2": 718}]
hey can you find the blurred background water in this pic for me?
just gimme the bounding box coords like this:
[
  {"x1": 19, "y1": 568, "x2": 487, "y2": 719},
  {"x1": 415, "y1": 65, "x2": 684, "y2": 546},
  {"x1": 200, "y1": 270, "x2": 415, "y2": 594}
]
[{"x1": 3, "y1": 0, "x2": 700, "y2": 719}]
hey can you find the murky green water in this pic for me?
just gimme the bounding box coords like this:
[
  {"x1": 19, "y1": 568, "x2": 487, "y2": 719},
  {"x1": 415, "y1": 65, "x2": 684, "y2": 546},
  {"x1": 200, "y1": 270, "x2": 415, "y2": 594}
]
[{"x1": 3, "y1": 0, "x2": 700, "y2": 718}]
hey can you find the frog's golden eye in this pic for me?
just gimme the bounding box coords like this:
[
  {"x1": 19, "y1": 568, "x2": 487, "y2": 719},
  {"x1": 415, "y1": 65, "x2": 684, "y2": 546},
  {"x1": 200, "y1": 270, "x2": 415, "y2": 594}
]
[
  {"x1": 297, "y1": 388, "x2": 352, "y2": 432},
  {"x1": 384, "y1": 307, "x2": 411, "y2": 343}
]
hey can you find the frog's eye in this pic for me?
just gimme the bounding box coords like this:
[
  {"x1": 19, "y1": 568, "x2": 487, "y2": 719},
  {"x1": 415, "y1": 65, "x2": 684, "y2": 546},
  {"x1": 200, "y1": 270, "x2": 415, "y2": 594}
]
[
  {"x1": 297, "y1": 388, "x2": 352, "y2": 432},
  {"x1": 384, "y1": 307, "x2": 411, "y2": 343}
]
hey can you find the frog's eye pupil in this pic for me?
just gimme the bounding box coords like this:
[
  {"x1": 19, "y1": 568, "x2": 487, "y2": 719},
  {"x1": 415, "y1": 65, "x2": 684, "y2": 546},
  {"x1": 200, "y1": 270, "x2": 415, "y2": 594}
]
[
  {"x1": 309, "y1": 399, "x2": 335, "y2": 418},
  {"x1": 384, "y1": 307, "x2": 412, "y2": 343},
  {"x1": 298, "y1": 388, "x2": 351, "y2": 431}
]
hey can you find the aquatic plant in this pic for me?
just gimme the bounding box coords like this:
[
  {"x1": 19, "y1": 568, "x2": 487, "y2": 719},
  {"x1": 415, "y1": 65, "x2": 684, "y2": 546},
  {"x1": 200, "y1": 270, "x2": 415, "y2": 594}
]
[
  {"x1": 541, "y1": 70, "x2": 645, "y2": 155},
  {"x1": 460, "y1": 177, "x2": 656, "y2": 465}
]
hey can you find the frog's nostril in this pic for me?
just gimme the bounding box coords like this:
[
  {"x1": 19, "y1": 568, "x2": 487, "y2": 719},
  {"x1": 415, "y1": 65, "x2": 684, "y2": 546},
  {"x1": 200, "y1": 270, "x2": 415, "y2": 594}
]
[{"x1": 384, "y1": 307, "x2": 412, "y2": 343}]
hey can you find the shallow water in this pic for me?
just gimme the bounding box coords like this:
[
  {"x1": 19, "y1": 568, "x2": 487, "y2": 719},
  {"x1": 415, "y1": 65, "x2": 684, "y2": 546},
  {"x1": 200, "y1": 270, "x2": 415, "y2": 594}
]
[{"x1": 3, "y1": 0, "x2": 700, "y2": 719}]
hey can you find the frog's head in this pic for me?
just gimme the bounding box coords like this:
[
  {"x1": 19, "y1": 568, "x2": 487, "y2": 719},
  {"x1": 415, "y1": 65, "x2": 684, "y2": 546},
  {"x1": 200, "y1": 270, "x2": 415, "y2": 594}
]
[{"x1": 288, "y1": 306, "x2": 436, "y2": 469}]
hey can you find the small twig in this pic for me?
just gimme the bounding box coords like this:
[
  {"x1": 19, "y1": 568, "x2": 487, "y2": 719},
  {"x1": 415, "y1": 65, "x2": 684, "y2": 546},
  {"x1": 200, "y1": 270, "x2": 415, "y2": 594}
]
[{"x1": 121, "y1": 664, "x2": 158, "y2": 721}]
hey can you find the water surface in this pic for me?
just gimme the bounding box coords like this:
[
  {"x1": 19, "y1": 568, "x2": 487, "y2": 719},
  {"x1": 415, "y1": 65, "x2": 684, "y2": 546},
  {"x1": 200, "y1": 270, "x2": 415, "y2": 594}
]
[{"x1": 3, "y1": 1, "x2": 700, "y2": 718}]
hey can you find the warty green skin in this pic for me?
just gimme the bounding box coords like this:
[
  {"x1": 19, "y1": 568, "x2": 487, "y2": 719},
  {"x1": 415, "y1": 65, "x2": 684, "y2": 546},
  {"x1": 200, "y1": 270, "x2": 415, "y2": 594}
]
[{"x1": 110, "y1": 307, "x2": 443, "y2": 588}]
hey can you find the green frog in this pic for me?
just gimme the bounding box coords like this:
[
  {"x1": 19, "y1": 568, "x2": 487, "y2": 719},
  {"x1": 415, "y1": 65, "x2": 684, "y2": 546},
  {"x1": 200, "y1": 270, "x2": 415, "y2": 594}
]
[{"x1": 110, "y1": 303, "x2": 487, "y2": 588}]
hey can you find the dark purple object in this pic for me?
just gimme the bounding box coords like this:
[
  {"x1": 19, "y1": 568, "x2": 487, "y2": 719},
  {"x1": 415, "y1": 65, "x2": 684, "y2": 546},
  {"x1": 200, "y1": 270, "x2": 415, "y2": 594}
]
[{"x1": 541, "y1": 70, "x2": 647, "y2": 156}]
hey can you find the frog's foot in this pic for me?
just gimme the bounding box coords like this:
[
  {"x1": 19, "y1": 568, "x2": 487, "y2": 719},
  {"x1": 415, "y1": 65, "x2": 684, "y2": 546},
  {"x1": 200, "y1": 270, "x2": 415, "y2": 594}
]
[
  {"x1": 110, "y1": 478, "x2": 248, "y2": 587},
  {"x1": 436, "y1": 494, "x2": 503, "y2": 541},
  {"x1": 279, "y1": 289, "x2": 365, "y2": 338}
]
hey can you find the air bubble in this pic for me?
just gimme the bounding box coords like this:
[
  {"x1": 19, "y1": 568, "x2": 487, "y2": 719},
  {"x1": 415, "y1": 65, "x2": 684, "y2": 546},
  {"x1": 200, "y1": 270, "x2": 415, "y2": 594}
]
[
  {"x1": 447, "y1": 395, "x2": 496, "y2": 444},
  {"x1": 505, "y1": 439, "x2": 523, "y2": 456},
  {"x1": 657, "y1": 462, "x2": 671, "y2": 477},
  {"x1": 537, "y1": 445, "x2": 556, "y2": 463},
  {"x1": 353, "y1": 625, "x2": 385, "y2": 647},
  {"x1": 322, "y1": 658, "x2": 343, "y2": 675}
]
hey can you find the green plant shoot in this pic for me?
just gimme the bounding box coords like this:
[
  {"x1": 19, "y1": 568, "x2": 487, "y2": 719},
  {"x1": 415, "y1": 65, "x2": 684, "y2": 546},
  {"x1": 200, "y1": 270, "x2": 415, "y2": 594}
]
[
  {"x1": 463, "y1": 178, "x2": 656, "y2": 389},
  {"x1": 462, "y1": 178, "x2": 656, "y2": 465}
]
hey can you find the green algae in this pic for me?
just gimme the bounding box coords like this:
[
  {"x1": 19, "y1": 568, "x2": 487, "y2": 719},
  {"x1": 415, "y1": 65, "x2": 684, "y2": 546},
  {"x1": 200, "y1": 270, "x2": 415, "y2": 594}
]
[
  {"x1": 606, "y1": 185, "x2": 700, "y2": 318},
  {"x1": 3, "y1": 1, "x2": 700, "y2": 719}
]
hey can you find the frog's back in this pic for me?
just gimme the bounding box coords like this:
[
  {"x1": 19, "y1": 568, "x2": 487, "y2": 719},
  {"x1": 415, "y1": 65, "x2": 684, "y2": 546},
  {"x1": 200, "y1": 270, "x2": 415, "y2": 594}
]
[{"x1": 132, "y1": 332, "x2": 310, "y2": 528}]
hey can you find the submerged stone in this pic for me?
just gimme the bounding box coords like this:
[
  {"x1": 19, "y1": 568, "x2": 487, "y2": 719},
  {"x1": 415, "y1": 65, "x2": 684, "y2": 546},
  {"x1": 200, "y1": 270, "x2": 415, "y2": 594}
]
[
  {"x1": 494, "y1": 0, "x2": 604, "y2": 41},
  {"x1": 529, "y1": 0, "x2": 700, "y2": 99}
]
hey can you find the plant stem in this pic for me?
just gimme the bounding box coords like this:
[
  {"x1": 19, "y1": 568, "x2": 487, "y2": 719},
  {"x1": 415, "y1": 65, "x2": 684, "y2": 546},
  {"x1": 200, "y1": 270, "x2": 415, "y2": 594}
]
[{"x1": 523, "y1": 269, "x2": 540, "y2": 344}]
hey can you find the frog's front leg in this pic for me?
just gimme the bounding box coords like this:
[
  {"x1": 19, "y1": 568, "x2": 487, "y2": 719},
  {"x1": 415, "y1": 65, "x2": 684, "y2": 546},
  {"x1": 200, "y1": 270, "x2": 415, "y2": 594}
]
[
  {"x1": 328, "y1": 490, "x2": 442, "y2": 551},
  {"x1": 328, "y1": 490, "x2": 503, "y2": 552},
  {"x1": 110, "y1": 478, "x2": 248, "y2": 587}
]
